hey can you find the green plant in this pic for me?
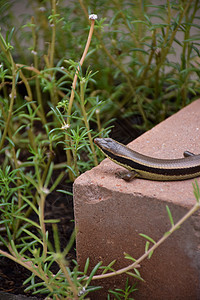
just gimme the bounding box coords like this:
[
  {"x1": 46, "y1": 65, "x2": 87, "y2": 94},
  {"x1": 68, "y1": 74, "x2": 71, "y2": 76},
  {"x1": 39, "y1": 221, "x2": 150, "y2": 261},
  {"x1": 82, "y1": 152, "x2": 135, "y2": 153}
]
[
  {"x1": 76, "y1": 0, "x2": 200, "y2": 128},
  {"x1": 107, "y1": 278, "x2": 137, "y2": 300},
  {"x1": 0, "y1": 0, "x2": 200, "y2": 298},
  {"x1": 2, "y1": 1, "x2": 200, "y2": 126}
]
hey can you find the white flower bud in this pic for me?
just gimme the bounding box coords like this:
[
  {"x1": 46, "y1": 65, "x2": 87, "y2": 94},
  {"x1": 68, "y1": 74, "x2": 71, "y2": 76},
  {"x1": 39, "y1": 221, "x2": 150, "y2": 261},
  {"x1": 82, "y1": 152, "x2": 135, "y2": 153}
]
[{"x1": 89, "y1": 14, "x2": 98, "y2": 20}]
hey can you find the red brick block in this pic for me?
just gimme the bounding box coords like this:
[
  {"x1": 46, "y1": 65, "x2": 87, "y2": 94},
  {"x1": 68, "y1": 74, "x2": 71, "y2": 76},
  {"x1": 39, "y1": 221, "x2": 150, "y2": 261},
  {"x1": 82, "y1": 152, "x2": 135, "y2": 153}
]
[{"x1": 74, "y1": 100, "x2": 200, "y2": 299}]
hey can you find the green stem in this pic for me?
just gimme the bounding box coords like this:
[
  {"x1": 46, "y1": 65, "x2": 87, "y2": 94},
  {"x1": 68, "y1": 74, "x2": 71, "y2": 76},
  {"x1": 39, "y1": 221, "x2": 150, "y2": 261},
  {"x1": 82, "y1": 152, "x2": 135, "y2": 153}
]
[
  {"x1": 0, "y1": 67, "x2": 16, "y2": 151},
  {"x1": 0, "y1": 33, "x2": 17, "y2": 151},
  {"x1": 66, "y1": 17, "x2": 96, "y2": 180},
  {"x1": 38, "y1": 192, "x2": 47, "y2": 259},
  {"x1": 31, "y1": 16, "x2": 47, "y2": 123},
  {"x1": 180, "y1": 0, "x2": 198, "y2": 107},
  {"x1": 41, "y1": 152, "x2": 54, "y2": 186},
  {"x1": 79, "y1": 0, "x2": 135, "y2": 93},
  {"x1": 147, "y1": 0, "x2": 193, "y2": 80},
  {"x1": 71, "y1": 138, "x2": 80, "y2": 177},
  {"x1": 112, "y1": 0, "x2": 145, "y2": 64},
  {"x1": 50, "y1": 0, "x2": 56, "y2": 69},
  {"x1": 137, "y1": 29, "x2": 157, "y2": 86},
  {"x1": 11, "y1": 147, "x2": 23, "y2": 237},
  {"x1": 19, "y1": 69, "x2": 46, "y2": 125},
  {"x1": 80, "y1": 80, "x2": 98, "y2": 166},
  {"x1": 67, "y1": 19, "x2": 96, "y2": 122},
  {"x1": 95, "y1": 109, "x2": 102, "y2": 134},
  {"x1": 56, "y1": 258, "x2": 79, "y2": 298}
]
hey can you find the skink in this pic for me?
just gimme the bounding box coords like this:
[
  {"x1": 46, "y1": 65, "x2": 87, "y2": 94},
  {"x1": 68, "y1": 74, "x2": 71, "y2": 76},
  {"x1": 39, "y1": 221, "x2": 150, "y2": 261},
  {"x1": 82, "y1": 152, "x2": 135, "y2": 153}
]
[{"x1": 94, "y1": 138, "x2": 200, "y2": 181}]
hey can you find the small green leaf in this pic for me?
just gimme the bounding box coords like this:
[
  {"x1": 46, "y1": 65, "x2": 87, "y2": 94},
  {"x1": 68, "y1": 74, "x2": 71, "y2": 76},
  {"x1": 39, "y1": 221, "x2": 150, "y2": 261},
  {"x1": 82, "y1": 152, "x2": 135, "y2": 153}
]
[
  {"x1": 139, "y1": 233, "x2": 156, "y2": 244},
  {"x1": 124, "y1": 253, "x2": 136, "y2": 262},
  {"x1": 86, "y1": 261, "x2": 102, "y2": 286},
  {"x1": 145, "y1": 241, "x2": 150, "y2": 253},
  {"x1": 14, "y1": 216, "x2": 41, "y2": 229},
  {"x1": 126, "y1": 271, "x2": 144, "y2": 282},
  {"x1": 148, "y1": 250, "x2": 154, "y2": 259},
  {"x1": 84, "y1": 257, "x2": 90, "y2": 274},
  {"x1": 193, "y1": 180, "x2": 200, "y2": 203},
  {"x1": 166, "y1": 205, "x2": 174, "y2": 227},
  {"x1": 44, "y1": 219, "x2": 60, "y2": 223},
  {"x1": 101, "y1": 259, "x2": 116, "y2": 274},
  {"x1": 22, "y1": 229, "x2": 43, "y2": 245}
]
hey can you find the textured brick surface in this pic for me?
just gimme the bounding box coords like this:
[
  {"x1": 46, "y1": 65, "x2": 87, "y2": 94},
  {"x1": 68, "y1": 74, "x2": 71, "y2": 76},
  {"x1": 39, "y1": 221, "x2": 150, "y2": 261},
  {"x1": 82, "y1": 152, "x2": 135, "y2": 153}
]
[{"x1": 74, "y1": 100, "x2": 200, "y2": 299}]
